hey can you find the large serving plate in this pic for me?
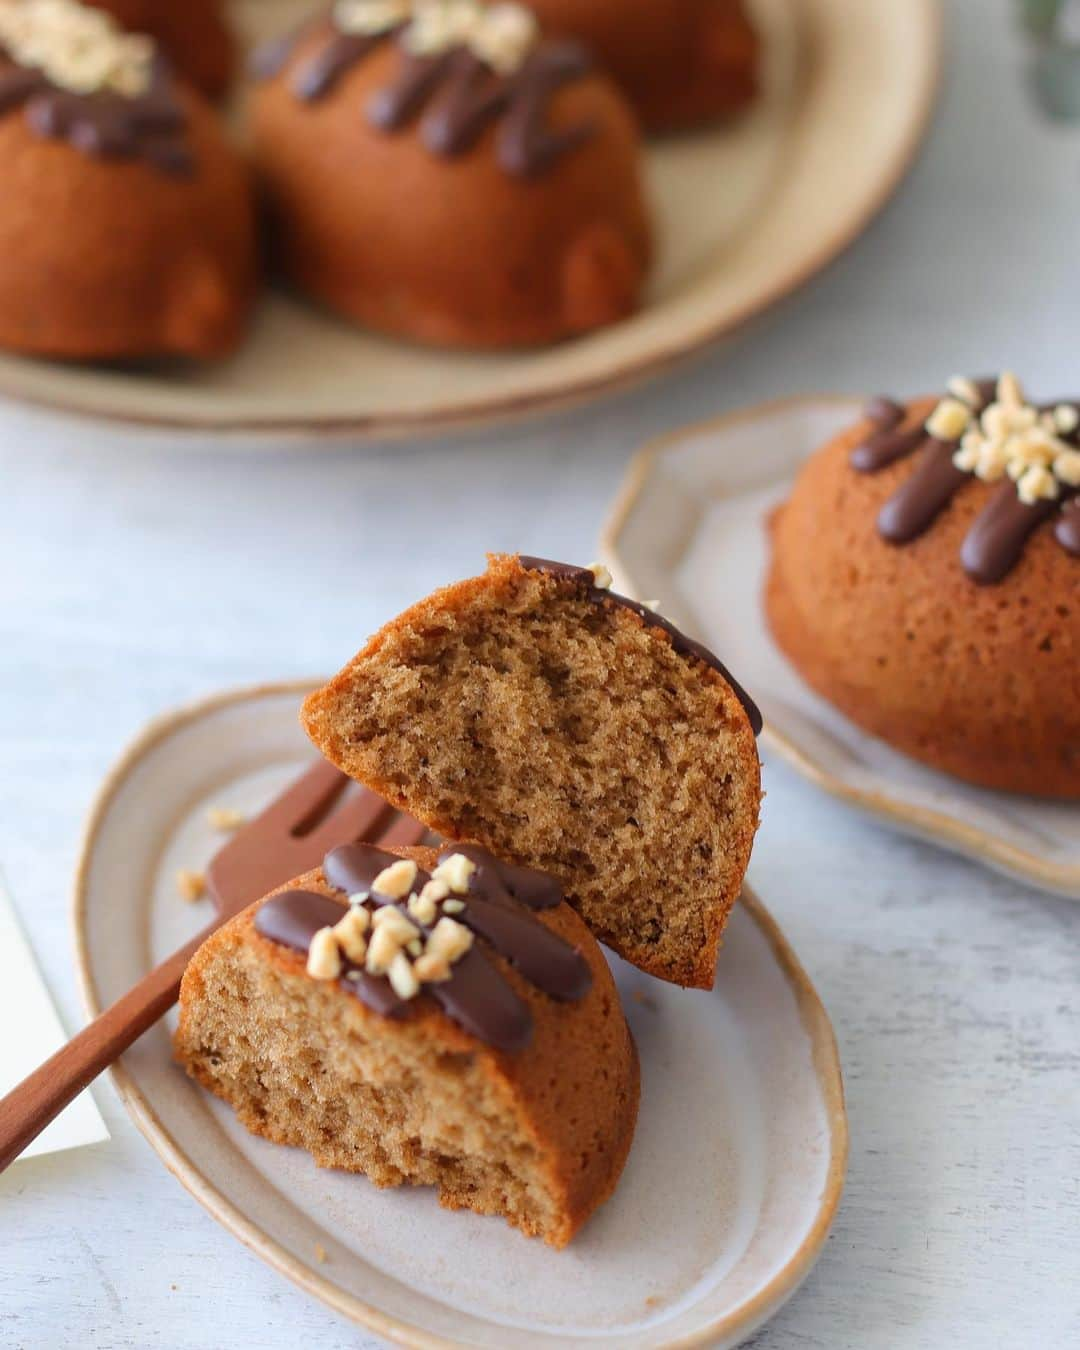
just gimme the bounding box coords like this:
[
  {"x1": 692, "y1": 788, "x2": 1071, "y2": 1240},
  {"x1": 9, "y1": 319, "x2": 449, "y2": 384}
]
[
  {"x1": 600, "y1": 397, "x2": 1080, "y2": 901},
  {"x1": 74, "y1": 681, "x2": 846, "y2": 1348},
  {"x1": 0, "y1": 0, "x2": 939, "y2": 443}
]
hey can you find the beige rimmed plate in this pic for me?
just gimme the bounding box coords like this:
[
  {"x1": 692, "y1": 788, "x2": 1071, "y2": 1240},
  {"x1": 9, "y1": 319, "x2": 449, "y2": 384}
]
[
  {"x1": 74, "y1": 680, "x2": 847, "y2": 1349},
  {"x1": 600, "y1": 397, "x2": 1080, "y2": 901},
  {"x1": 0, "y1": 0, "x2": 939, "y2": 443}
]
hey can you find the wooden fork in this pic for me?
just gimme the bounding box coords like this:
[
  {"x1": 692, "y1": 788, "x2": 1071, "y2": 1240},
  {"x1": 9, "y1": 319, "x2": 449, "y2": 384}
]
[{"x1": 0, "y1": 760, "x2": 426, "y2": 1173}]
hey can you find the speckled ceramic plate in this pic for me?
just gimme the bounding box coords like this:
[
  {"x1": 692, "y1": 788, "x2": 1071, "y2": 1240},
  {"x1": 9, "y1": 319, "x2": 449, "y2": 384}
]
[
  {"x1": 0, "y1": 0, "x2": 939, "y2": 443},
  {"x1": 600, "y1": 397, "x2": 1080, "y2": 901},
  {"x1": 73, "y1": 680, "x2": 847, "y2": 1349}
]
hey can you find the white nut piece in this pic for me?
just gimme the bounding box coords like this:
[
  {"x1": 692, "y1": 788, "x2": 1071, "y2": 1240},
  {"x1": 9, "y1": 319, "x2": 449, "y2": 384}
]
[
  {"x1": 387, "y1": 951, "x2": 420, "y2": 1000},
  {"x1": 1016, "y1": 464, "x2": 1059, "y2": 505},
  {"x1": 947, "y1": 375, "x2": 981, "y2": 406},
  {"x1": 996, "y1": 371, "x2": 1024, "y2": 407},
  {"x1": 431, "y1": 852, "x2": 477, "y2": 895},
  {"x1": 307, "y1": 928, "x2": 342, "y2": 980},
  {"x1": 413, "y1": 953, "x2": 452, "y2": 984},
  {"x1": 371, "y1": 859, "x2": 417, "y2": 899},
  {"x1": 1053, "y1": 404, "x2": 1079, "y2": 434},
  {"x1": 407, "y1": 891, "x2": 438, "y2": 926},
  {"x1": 442, "y1": 898, "x2": 466, "y2": 915},
  {"x1": 925, "y1": 398, "x2": 971, "y2": 442},
  {"x1": 365, "y1": 924, "x2": 403, "y2": 974},
  {"x1": 334, "y1": 0, "x2": 411, "y2": 37},
  {"x1": 426, "y1": 916, "x2": 474, "y2": 964},
  {"x1": 371, "y1": 907, "x2": 421, "y2": 944},
  {"x1": 332, "y1": 908, "x2": 370, "y2": 963},
  {"x1": 587, "y1": 561, "x2": 613, "y2": 589},
  {"x1": 1053, "y1": 448, "x2": 1080, "y2": 487}
]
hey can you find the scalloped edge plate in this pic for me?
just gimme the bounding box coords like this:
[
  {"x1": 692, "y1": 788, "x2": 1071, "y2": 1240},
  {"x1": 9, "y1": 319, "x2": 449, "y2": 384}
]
[
  {"x1": 0, "y1": 0, "x2": 939, "y2": 443},
  {"x1": 73, "y1": 679, "x2": 846, "y2": 1349}
]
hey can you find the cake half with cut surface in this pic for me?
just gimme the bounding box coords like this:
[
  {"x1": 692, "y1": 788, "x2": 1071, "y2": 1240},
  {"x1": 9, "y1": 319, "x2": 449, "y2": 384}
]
[
  {"x1": 175, "y1": 842, "x2": 638, "y2": 1248},
  {"x1": 302, "y1": 554, "x2": 762, "y2": 988}
]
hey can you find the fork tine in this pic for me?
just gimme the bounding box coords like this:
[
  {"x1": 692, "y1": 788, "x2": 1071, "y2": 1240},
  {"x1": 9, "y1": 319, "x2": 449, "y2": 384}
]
[
  {"x1": 307, "y1": 784, "x2": 395, "y2": 849},
  {"x1": 376, "y1": 810, "x2": 429, "y2": 848},
  {"x1": 255, "y1": 758, "x2": 350, "y2": 832}
]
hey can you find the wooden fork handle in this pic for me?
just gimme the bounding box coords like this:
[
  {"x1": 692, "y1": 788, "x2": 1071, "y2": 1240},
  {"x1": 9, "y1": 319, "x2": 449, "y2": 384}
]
[{"x1": 0, "y1": 923, "x2": 215, "y2": 1173}]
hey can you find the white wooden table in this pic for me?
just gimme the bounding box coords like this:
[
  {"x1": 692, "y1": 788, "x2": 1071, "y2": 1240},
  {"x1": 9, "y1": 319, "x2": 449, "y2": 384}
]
[{"x1": 1, "y1": 3, "x2": 1078, "y2": 1346}]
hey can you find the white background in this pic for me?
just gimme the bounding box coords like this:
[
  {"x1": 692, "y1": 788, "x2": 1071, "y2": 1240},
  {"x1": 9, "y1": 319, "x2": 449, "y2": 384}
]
[{"x1": 2, "y1": 3, "x2": 1079, "y2": 1346}]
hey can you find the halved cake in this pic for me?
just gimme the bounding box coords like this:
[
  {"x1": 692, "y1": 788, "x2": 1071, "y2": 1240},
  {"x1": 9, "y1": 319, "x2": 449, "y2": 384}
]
[
  {"x1": 175, "y1": 842, "x2": 638, "y2": 1247},
  {"x1": 302, "y1": 554, "x2": 762, "y2": 988}
]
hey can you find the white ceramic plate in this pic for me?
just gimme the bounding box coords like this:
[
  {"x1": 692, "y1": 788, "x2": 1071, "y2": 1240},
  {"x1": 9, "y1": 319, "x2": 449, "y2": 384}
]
[
  {"x1": 600, "y1": 397, "x2": 1080, "y2": 901},
  {"x1": 0, "y1": 0, "x2": 939, "y2": 442},
  {"x1": 74, "y1": 681, "x2": 847, "y2": 1349}
]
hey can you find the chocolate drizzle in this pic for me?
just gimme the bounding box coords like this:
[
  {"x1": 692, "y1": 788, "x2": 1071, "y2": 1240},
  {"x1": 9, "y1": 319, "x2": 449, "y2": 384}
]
[
  {"x1": 255, "y1": 842, "x2": 592, "y2": 1052},
  {"x1": 0, "y1": 55, "x2": 191, "y2": 174},
  {"x1": 851, "y1": 382, "x2": 1080, "y2": 583},
  {"x1": 252, "y1": 12, "x2": 593, "y2": 177},
  {"x1": 519, "y1": 556, "x2": 763, "y2": 737},
  {"x1": 1056, "y1": 500, "x2": 1080, "y2": 557}
]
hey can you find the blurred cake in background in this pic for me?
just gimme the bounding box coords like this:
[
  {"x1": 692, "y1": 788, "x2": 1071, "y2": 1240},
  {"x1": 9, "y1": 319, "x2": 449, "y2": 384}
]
[
  {"x1": 525, "y1": 0, "x2": 759, "y2": 132},
  {"x1": 250, "y1": 1, "x2": 651, "y2": 348},
  {"x1": 0, "y1": 0, "x2": 257, "y2": 360},
  {"x1": 766, "y1": 373, "x2": 1080, "y2": 797}
]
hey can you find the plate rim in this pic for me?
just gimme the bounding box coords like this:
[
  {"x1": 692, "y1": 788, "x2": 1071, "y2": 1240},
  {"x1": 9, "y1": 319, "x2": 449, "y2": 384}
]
[
  {"x1": 71, "y1": 677, "x2": 848, "y2": 1350},
  {"x1": 599, "y1": 395, "x2": 1080, "y2": 900},
  {"x1": 0, "y1": 0, "x2": 942, "y2": 444}
]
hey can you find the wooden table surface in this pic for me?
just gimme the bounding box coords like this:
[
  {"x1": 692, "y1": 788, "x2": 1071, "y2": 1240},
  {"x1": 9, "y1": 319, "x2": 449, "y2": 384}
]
[{"x1": 1, "y1": 3, "x2": 1077, "y2": 1346}]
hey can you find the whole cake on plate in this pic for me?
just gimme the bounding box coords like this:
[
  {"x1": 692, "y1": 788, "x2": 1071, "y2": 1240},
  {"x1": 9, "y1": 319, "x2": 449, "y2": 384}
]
[
  {"x1": 766, "y1": 372, "x2": 1080, "y2": 797},
  {"x1": 250, "y1": 1, "x2": 651, "y2": 347}
]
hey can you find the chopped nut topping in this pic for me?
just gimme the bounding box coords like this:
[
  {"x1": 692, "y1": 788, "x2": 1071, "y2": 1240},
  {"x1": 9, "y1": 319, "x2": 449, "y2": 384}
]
[
  {"x1": 426, "y1": 916, "x2": 474, "y2": 964},
  {"x1": 407, "y1": 937, "x2": 423, "y2": 957},
  {"x1": 587, "y1": 560, "x2": 613, "y2": 589},
  {"x1": 943, "y1": 373, "x2": 1080, "y2": 505},
  {"x1": 371, "y1": 907, "x2": 421, "y2": 944},
  {"x1": 419, "y1": 877, "x2": 450, "y2": 905},
  {"x1": 175, "y1": 869, "x2": 206, "y2": 903},
  {"x1": 404, "y1": 0, "x2": 538, "y2": 74},
  {"x1": 307, "y1": 928, "x2": 342, "y2": 980},
  {"x1": 333, "y1": 0, "x2": 411, "y2": 37},
  {"x1": 442, "y1": 898, "x2": 466, "y2": 915},
  {"x1": 371, "y1": 859, "x2": 417, "y2": 899},
  {"x1": 926, "y1": 397, "x2": 970, "y2": 442},
  {"x1": 332, "y1": 908, "x2": 370, "y2": 963},
  {"x1": 388, "y1": 950, "x2": 420, "y2": 1000},
  {"x1": 207, "y1": 806, "x2": 246, "y2": 832},
  {"x1": 413, "y1": 953, "x2": 452, "y2": 983},
  {"x1": 431, "y1": 852, "x2": 477, "y2": 895},
  {"x1": 407, "y1": 891, "x2": 438, "y2": 926},
  {"x1": 365, "y1": 924, "x2": 402, "y2": 974},
  {"x1": 1017, "y1": 464, "x2": 1059, "y2": 505},
  {"x1": 947, "y1": 375, "x2": 980, "y2": 406},
  {"x1": 0, "y1": 0, "x2": 156, "y2": 98},
  {"x1": 348, "y1": 890, "x2": 370, "y2": 907}
]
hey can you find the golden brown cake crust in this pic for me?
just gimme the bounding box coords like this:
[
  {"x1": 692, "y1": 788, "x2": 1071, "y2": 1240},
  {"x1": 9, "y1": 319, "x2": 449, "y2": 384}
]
[
  {"x1": 766, "y1": 396, "x2": 1080, "y2": 797},
  {"x1": 250, "y1": 26, "x2": 651, "y2": 348},
  {"x1": 175, "y1": 847, "x2": 640, "y2": 1248},
  {"x1": 87, "y1": 0, "x2": 235, "y2": 98},
  {"x1": 302, "y1": 554, "x2": 762, "y2": 988},
  {"x1": 0, "y1": 84, "x2": 257, "y2": 361},
  {"x1": 527, "y1": 0, "x2": 758, "y2": 131}
]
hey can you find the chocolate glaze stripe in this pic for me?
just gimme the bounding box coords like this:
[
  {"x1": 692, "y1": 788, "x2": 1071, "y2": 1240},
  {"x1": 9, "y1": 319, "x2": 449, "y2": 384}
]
[
  {"x1": 251, "y1": 10, "x2": 593, "y2": 178},
  {"x1": 0, "y1": 55, "x2": 192, "y2": 174},
  {"x1": 519, "y1": 556, "x2": 763, "y2": 737},
  {"x1": 437, "y1": 845, "x2": 590, "y2": 1000},
  {"x1": 877, "y1": 439, "x2": 968, "y2": 544},
  {"x1": 961, "y1": 482, "x2": 1068, "y2": 585}
]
